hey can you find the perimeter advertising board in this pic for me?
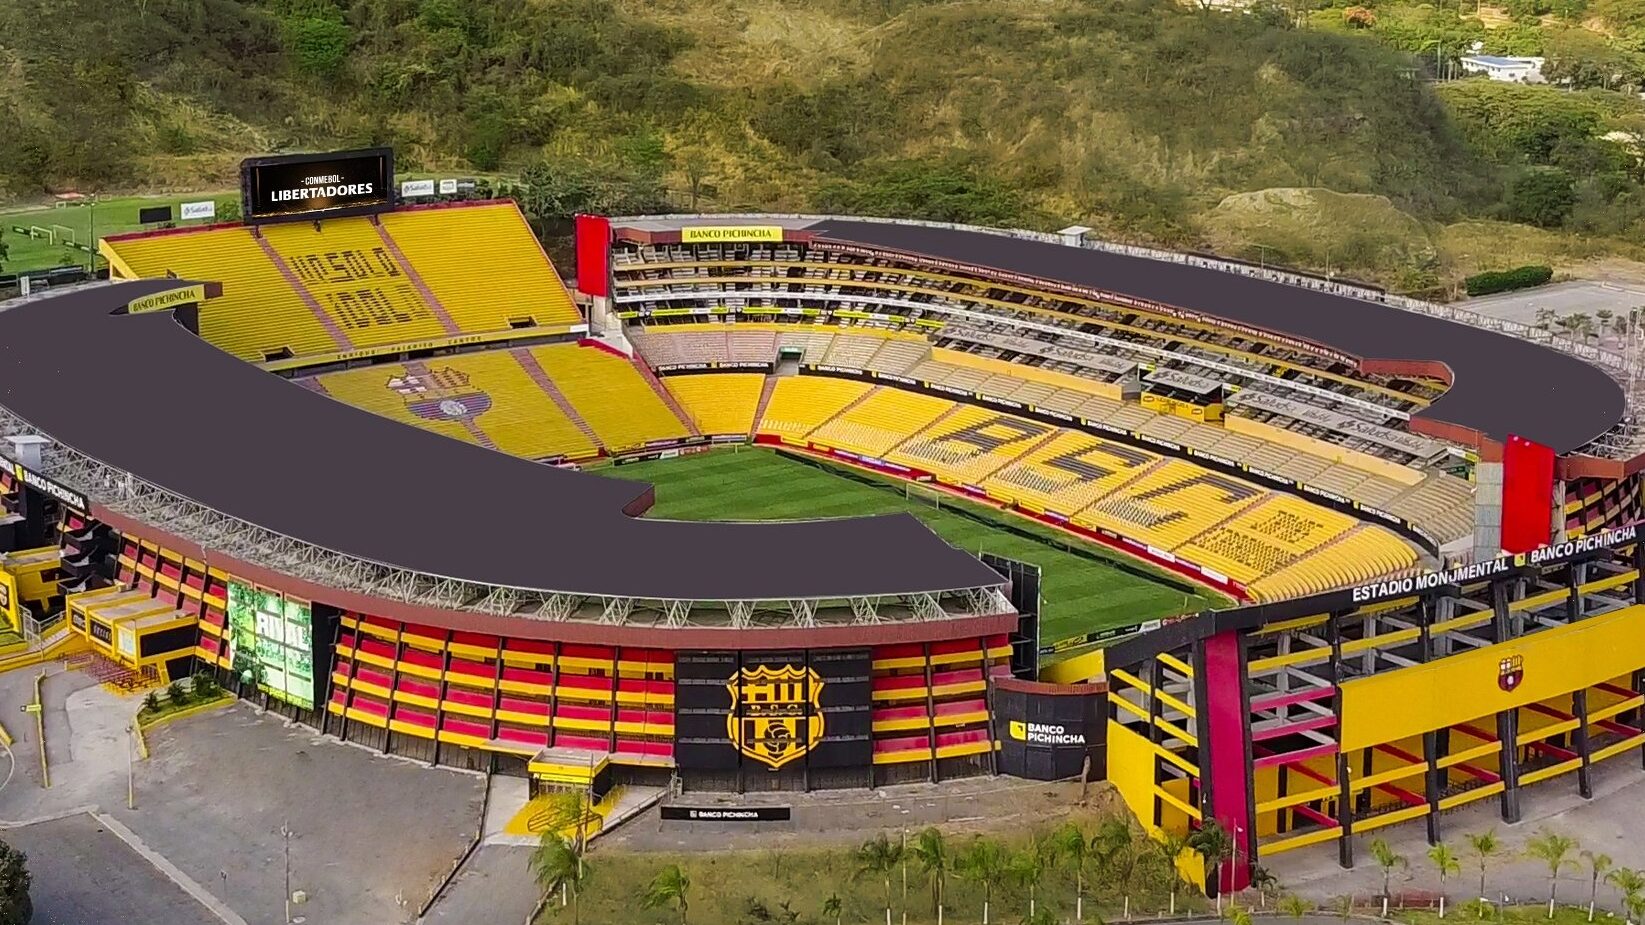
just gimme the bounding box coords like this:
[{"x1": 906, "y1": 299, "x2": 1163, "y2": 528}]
[
  {"x1": 993, "y1": 680, "x2": 1106, "y2": 780},
  {"x1": 675, "y1": 649, "x2": 872, "y2": 778},
  {"x1": 241, "y1": 148, "x2": 393, "y2": 224}
]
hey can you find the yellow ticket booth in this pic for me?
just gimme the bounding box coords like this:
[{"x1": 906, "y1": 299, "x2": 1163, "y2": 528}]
[{"x1": 67, "y1": 587, "x2": 198, "y2": 683}]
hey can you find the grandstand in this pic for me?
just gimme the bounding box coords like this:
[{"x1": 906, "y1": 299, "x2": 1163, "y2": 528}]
[{"x1": 102, "y1": 200, "x2": 585, "y2": 367}]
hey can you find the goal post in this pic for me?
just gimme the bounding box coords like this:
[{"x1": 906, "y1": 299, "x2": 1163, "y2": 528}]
[{"x1": 902, "y1": 479, "x2": 943, "y2": 512}]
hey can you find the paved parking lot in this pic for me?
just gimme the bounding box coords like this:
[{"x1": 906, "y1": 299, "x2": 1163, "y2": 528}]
[
  {"x1": 119, "y1": 704, "x2": 486, "y2": 925},
  {"x1": 2, "y1": 813, "x2": 221, "y2": 925}
]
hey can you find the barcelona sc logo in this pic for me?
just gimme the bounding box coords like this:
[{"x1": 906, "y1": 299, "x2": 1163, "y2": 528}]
[
  {"x1": 387, "y1": 368, "x2": 493, "y2": 423},
  {"x1": 1498, "y1": 655, "x2": 1525, "y2": 693},
  {"x1": 727, "y1": 665, "x2": 824, "y2": 770}
]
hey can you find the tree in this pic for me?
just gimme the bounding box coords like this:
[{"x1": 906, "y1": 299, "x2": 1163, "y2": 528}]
[
  {"x1": 822, "y1": 893, "x2": 842, "y2": 925},
  {"x1": 1584, "y1": 852, "x2": 1613, "y2": 922},
  {"x1": 1370, "y1": 838, "x2": 1408, "y2": 916},
  {"x1": 1093, "y1": 817, "x2": 1140, "y2": 912},
  {"x1": 1009, "y1": 835, "x2": 1053, "y2": 921},
  {"x1": 1051, "y1": 823, "x2": 1091, "y2": 922},
  {"x1": 956, "y1": 836, "x2": 1008, "y2": 925},
  {"x1": 1429, "y1": 844, "x2": 1461, "y2": 918},
  {"x1": 281, "y1": 13, "x2": 351, "y2": 78},
  {"x1": 1609, "y1": 869, "x2": 1645, "y2": 925},
  {"x1": 0, "y1": 227, "x2": 7, "y2": 274},
  {"x1": 1159, "y1": 830, "x2": 1191, "y2": 916},
  {"x1": 1526, "y1": 831, "x2": 1580, "y2": 916},
  {"x1": 854, "y1": 833, "x2": 903, "y2": 925},
  {"x1": 0, "y1": 840, "x2": 28, "y2": 925},
  {"x1": 911, "y1": 827, "x2": 949, "y2": 925},
  {"x1": 1507, "y1": 168, "x2": 1578, "y2": 228},
  {"x1": 1189, "y1": 820, "x2": 1235, "y2": 902},
  {"x1": 1467, "y1": 831, "x2": 1503, "y2": 901},
  {"x1": 640, "y1": 863, "x2": 691, "y2": 925},
  {"x1": 530, "y1": 832, "x2": 591, "y2": 925}
]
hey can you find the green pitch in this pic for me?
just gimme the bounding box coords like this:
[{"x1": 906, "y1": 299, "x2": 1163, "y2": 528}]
[
  {"x1": 601, "y1": 448, "x2": 1226, "y2": 642},
  {"x1": 0, "y1": 194, "x2": 237, "y2": 275}
]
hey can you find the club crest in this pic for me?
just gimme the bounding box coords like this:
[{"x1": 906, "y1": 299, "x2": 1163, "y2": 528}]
[
  {"x1": 387, "y1": 367, "x2": 492, "y2": 422},
  {"x1": 727, "y1": 664, "x2": 824, "y2": 770},
  {"x1": 1498, "y1": 654, "x2": 1524, "y2": 693}
]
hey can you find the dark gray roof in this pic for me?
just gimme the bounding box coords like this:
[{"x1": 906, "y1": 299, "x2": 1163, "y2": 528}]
[
  {"x1": 0, "y1": 279, "x2": 1005, "y2": 600},
  {"x1": 808, "y1": 219, "x2": 1623, "y2": 455}
]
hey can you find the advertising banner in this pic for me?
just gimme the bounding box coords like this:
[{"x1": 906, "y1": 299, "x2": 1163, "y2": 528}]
[
  {"x1": 993, "y1": 680, "x2": 1105, "y2": 781},
  {"x1": 438, "y1": 179, "x2": 459, "y2": 195},
  {"x1": 241, "y1": 148, "x2": 393, "y2": 223},
  {"x1": 680, "y1": 225, "x2": 784, "y2": 243},
  {"x1": 180, "y1": 201, "x2": 217, "y2": 221},
  {"x1": 226, "y1": 582, "x2": 316, "y2": 709},
  {"x1": 401, "y1": 179, "x2": 436, "y2": 198},
  {"x1": 125, "y1": 284, "x2": 207, "y2": 316}
]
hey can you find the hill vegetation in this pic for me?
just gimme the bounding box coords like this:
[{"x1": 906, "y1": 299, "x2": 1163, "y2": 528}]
[{"x1": 1, "y1": 0, "x2": 1643, "y2": 289}]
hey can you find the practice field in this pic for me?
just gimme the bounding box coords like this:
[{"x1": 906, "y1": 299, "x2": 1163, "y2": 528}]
[
  {"x1": 0, "y1": 194, "x2": 235, "y2": 274},
  {"x1": 601, "y1": 448, "x2": 1224, "y2": 642}
]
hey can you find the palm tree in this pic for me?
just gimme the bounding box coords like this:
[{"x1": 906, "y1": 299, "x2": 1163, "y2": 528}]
[
  {"x1": 1093, "y1": 818, "x2": 1139, "y2": 916},
  {"x1": 911, "y1": 827, "x2": 950, "y2": 925},
  {"x1": 1159, "y1": 830, "x2": 1190, "y2": 915},
  {"x1": 1429, "y1": 843, "x2": 1461, "y2": 918},
  {"x1": 1189, "y1": 820, "x2": 1235, "y2": 904},
  {"x1": 822, "y1": 893, "x2": 843, "y2": 925},
  {"x1": 1466, "y1": 830, "x2": 1503, "y2": 901},
  {"x1": 1279, "y1": 894, "x2": 1312, "y2": 919},
  {"x1": 1608, "y1": 869, "x2": 1645, "y2": 925},
  {"x1": 1584, "y1": 852, "x2": 1614, "y2": 922},
  {"x1": 640, "y1": 863, "x2": 691, "y2": 925},
  {"x1": 1009, "y1": 835, "x2": 1052, "y2": 921},
  {"x1": 1369, "y1": 838, "x2": 1407, "y2": 916},
  {"x1": 854, "y1": 833, "x2": 903, "y2": 925},
  {"x1": 529, "y1": 832, "x2": 592, "y2": 925},
  {"x1": 1525, "y1": 830, "x2": 1579, "y2": 916},
  {"x1": 1052, "y1": 822, "x2": 1091, "y2": 922},
  {"x1": 956, "y1": 836, "x2": 1008, "y2": 925}
]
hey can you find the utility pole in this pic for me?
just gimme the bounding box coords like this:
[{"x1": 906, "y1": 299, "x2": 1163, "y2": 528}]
[
  {"x1": 281, "y1": 821, "x2": 292, "y2": 924},
  {"x1": 125, "y1": 724, "x2": 134, "y2": 810}
]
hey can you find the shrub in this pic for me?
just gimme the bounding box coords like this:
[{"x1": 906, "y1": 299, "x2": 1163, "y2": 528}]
[
  {"x1": 1464, "y1": 264, "x2": 1554, "y2": 296},
  {"x1": 166, "y1": 680, "x2": 190, "y2": 707},
  {"x1": 141, "y1": 691, "x2": 160, "y2": 715},
  {"x1": 0, "y1": 839, "x2": 30, "y2": 925},
  {"x1": 191, "y1": 670, "x2": 219, "y2": 700}
]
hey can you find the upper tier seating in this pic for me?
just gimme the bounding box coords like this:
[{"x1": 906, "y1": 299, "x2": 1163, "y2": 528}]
[
  {"x1": 379, "y1": 204, "x2": 582, "y2": 333},
  {"x1": 103, "y1": 202, "x2": 581, "y2": 365}
]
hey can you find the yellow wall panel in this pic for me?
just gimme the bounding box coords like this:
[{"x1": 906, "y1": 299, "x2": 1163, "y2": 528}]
[{"x1": 1341, "y1": 605, "x2": 1645, "y2": 751}]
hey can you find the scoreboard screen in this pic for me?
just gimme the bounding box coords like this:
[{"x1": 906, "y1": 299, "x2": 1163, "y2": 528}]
[{"x1": 241, "y1": 149, "x2": 393, "y2": 224}]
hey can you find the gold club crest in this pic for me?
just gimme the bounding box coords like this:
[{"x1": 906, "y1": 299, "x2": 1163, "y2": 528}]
[{"x1": 727, "y1": 664, "x2": 824, "y2": 769}]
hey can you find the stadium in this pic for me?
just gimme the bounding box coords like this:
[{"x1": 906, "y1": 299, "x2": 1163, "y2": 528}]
[{"x1": 0, "y1": 148, "x2": 1642, "y2": 884}]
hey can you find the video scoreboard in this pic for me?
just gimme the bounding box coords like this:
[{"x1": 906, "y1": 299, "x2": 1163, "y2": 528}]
[{"x1": 240, "y1": 148, "x2": 394, "y2": 224}]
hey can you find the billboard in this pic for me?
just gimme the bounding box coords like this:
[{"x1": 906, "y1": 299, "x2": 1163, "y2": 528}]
[
  {"x1": 993, "y1": 680, "x2": 1106, "y2": 780},
  {"x1": 241, "y1": 148, "x2": 393, "y2": 224},
  {"x1": 680, "y1": 225, "x2": 783, "y2": 243},
  {"x1": 226, "y1": 581, "x2": 316, "y2": 709},
  {"x1": 675, "y1": 649, "x2": 872, "y2": 776}
]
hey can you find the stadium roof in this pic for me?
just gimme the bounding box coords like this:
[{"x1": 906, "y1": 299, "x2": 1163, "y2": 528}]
[
  {"x1": 0, "y1": 279, "x2": 1006, "y2": 602},
  {"x1": 807, "y1": 219, "x2": 1624, "y2": 455},
  {"x1": 804, "y1": 219, "x2": 1623, "y2": 455},
  {"x1": 617, "y1": 217, "x2": 1622, "y2": 456}
]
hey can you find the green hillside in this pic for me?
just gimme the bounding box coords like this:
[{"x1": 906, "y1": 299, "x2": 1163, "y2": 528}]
[{"x1": 1, "y1": 0, "x2": 1643, "y2": 288}]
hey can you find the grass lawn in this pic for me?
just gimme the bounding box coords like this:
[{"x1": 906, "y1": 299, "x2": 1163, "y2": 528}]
[
  {"x1": 1397, "y1": 905, "x2": 1614, "y2": 925},
  {"x1": 545, "y1": 798, "x2": 1196, "y2": 925},
  {"x1": 599, "y1": 447, "x2": 1225, "y2": 642},
  {"x1": 0, "y1": 193, "x2": 238, "y2": 274}
]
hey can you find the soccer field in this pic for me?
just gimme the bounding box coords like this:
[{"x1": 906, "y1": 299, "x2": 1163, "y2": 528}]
[
  {"x1": 0, "y1": 194, "x2": 237, "y2": 274},
  {"x1": 601, "y1": 448, "x2": 1226, "y2": 642}
]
